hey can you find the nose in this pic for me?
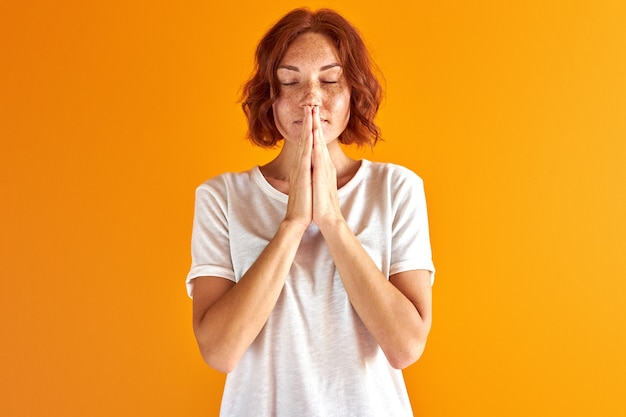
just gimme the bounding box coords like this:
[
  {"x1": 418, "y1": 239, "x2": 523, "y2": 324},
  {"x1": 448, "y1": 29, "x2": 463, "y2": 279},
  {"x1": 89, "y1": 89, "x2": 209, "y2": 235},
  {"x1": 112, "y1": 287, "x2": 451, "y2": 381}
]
[{"x1": 300, "y1": 81, "x2": 322, "y2": 107}]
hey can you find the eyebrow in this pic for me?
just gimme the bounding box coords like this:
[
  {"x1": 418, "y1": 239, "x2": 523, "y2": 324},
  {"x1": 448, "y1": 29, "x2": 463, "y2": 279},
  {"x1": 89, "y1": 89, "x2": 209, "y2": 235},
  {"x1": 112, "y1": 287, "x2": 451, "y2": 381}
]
[{"x1": 277, "y1": 63, "x2": 341, "y2": 72}]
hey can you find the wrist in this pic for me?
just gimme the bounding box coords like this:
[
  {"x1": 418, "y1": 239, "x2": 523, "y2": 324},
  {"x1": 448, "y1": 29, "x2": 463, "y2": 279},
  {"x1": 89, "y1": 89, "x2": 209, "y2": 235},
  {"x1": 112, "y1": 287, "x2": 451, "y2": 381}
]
[
  {"x1": 316, "y1": 216, "x2": 348, "y2": 236},
  {"x1": 279, "y1": 218, "x2": 309, "y2": 237}
]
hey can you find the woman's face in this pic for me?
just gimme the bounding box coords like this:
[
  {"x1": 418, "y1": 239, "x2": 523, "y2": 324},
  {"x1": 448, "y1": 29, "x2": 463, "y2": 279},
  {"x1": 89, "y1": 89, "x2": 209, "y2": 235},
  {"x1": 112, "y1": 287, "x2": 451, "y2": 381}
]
[{"x1": 272, "y1": 32, "x2": 351, "y2": 145}]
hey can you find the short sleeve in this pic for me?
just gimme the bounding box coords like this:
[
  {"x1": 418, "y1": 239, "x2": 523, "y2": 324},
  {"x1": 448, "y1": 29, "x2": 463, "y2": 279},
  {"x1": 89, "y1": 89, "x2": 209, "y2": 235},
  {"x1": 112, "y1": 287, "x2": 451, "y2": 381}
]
[
  {"x1": 389, "y1": 168, "x2": 435, "y2": 285},
  {"x1": 186, "y1": 179, "x2": 235, "y2": 298}
]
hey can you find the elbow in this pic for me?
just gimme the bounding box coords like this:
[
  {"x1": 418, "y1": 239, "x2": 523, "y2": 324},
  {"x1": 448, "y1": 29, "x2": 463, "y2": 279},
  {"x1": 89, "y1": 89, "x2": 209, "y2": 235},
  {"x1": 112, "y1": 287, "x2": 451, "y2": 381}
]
[
  {"x1": 199, "y1": 344, "x2": 240, "y2": 374},
  {"x1": 385, "y1": 321, "x2": 431, "y2": 369},
  {"x1": 386, "y1": 339, "x2": 427, "y2": 370},
  {"x1": 194, "y1": 322, "x2": 242, "y2": 373},
  {"x1": 387, "y1": 312, "x2": 434, "y2": 369},
  {"x1": 206, "y1": 358, "x2": 238, "y2": 374}
]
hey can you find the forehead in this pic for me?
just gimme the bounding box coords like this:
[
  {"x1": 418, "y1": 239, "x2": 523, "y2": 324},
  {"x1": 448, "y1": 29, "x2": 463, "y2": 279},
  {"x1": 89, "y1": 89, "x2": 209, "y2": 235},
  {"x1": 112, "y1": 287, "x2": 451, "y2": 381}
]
[{"x1": 279, "y1": 32, "x2": 340, "y2": 65}]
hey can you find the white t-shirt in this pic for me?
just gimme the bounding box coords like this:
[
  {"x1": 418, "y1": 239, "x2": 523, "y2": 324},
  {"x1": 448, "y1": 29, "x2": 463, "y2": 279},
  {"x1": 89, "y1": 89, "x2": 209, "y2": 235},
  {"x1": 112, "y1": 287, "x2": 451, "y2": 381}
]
[{"x1": 187, "y1": 159, "x2": 435, "y2": 417}]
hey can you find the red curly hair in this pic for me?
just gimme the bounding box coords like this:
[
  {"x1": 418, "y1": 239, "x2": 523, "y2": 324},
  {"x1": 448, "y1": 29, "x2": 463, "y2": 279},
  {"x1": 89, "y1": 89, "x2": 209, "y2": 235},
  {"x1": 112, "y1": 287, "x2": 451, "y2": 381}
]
[{"x1": 240, "y1": 8, "x2": 383, "y2": 148}]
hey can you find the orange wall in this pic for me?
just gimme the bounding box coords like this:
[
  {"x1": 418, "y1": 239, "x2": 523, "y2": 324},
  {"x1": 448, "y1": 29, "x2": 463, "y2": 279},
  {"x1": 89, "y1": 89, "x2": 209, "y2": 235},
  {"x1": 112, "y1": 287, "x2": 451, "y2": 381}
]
[{"x1": 1, "y1": 1, "x2": 625, "y2": 416}]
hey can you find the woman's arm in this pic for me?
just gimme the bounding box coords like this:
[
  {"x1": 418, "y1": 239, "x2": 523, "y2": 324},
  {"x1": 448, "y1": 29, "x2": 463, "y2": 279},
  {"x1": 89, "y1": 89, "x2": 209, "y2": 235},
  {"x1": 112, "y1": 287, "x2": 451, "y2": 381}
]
[
  {"x1": 192, "y1": 219, "x2": 307, "y2": 373},
  {"x1": 318, "y1": 219, "x2": 432, "y2": 369},
  {"x1": 192, "y1": 107, "x2": 316, "y2": 374},
  {"x1": 311, "y1": 108, "x2": 432, "y2": 369}
]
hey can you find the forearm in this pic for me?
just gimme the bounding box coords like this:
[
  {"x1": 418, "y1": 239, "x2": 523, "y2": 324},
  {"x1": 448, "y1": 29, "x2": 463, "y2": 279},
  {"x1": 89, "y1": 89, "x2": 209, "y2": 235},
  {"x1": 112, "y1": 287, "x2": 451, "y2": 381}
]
[
  {"x1": 194, "y1": 219, "x2": 306, "y2": 372},
  {"x1": 319, "y1": 219, "x2": 431, "y2": 369}
]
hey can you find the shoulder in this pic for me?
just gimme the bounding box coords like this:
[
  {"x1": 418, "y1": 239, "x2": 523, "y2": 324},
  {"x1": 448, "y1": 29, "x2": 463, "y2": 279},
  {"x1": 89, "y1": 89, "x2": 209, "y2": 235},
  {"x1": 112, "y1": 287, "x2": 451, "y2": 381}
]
[
  {"x1": 195, "y1": 167, "x2": 258, "y2": 196},
  {"x1": 363, "y1": 160, "x2": 424, "y2": 189}
]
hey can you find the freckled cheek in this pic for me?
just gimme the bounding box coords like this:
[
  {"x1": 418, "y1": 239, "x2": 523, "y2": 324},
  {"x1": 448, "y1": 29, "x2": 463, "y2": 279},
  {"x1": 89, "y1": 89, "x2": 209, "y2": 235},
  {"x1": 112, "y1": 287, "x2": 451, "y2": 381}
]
[
  {"x1": 272, "y1": 96, "x2": 301, "y2": 140},
  {"x1": 273, "y1": 96, "x2": 293, "y2": 120},
  {"x1": 273, "y1": 93, "x2": 298, "y2": 117},
  {"x1": 326, "y1": 90, "x2": 351, "y2": 118}
]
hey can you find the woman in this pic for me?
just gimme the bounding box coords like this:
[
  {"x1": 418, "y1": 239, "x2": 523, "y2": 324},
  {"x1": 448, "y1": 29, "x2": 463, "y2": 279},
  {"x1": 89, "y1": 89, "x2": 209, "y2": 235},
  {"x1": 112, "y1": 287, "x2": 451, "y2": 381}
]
[{"x1": 187, "y1": 8, "x2": 435, "y2": 416}]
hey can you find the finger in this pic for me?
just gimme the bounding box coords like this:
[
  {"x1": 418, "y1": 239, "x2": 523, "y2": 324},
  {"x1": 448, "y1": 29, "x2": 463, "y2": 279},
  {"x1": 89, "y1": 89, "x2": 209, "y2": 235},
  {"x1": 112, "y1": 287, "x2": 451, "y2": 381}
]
[
  {"x1": 293, "y1": 107, "x2": 312, "y2": 169},
  {"x1": 301, "y1": 106, "x2": 313, "y2": 146},
  {"x1": 312, "y1": 106, "x2": 330, "y2": 168},
  {"x1": 311, "y1": 106, "x2": 323, "y2": 165},
  {"x1": 312, "y1": 106, "x2": 325, "y2": 148},
  {"x1": 297, "y1": 108, "x2": 313, "y2": 166},
  {"x1": 292, "y1": 107, "x2": 313, "y2": 180}
]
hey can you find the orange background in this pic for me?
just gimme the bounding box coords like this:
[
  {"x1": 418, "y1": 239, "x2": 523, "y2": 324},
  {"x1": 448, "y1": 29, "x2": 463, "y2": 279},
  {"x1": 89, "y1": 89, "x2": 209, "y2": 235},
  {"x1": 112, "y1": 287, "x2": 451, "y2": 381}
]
[{"x1": 1, "y1": 0, "x2": 625, "y2": 416}]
